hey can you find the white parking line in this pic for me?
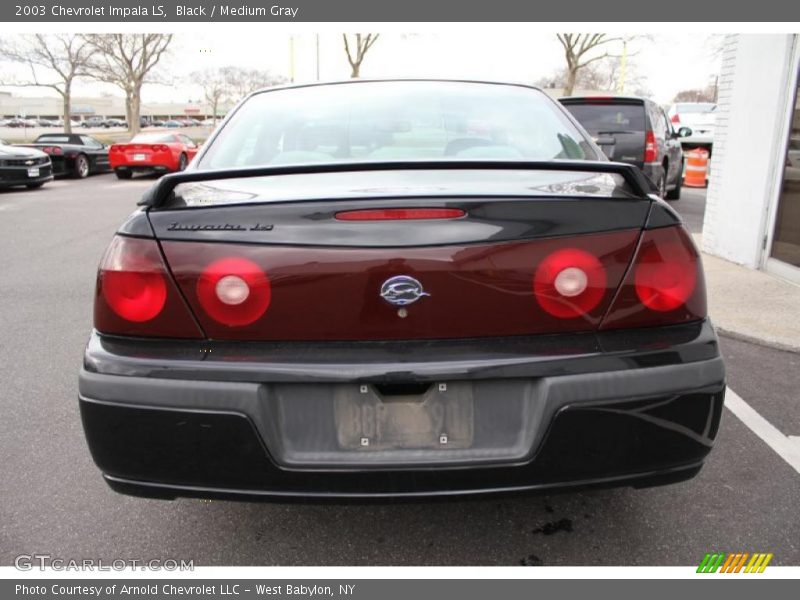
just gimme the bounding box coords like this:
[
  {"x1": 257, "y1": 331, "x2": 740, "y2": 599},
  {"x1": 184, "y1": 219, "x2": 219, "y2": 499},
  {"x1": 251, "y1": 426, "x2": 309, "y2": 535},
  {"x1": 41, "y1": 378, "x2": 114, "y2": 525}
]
[{"x1": 725, "y1": 388, "x2": 800, "y2": 474}]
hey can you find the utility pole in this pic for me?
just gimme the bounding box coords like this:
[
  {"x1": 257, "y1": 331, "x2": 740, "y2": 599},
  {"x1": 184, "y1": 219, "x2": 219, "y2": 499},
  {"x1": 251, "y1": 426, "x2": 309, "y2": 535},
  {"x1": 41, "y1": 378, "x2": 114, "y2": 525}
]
[
  {"x1": 617, "y1": 39, "x2": 628, "y2": 94},
  {"x1": 315, "y1": 34, "x2": 320, "y2": 81},
  {"x1": 289, "y1": 35, "x2": 295, "y2": 83}
]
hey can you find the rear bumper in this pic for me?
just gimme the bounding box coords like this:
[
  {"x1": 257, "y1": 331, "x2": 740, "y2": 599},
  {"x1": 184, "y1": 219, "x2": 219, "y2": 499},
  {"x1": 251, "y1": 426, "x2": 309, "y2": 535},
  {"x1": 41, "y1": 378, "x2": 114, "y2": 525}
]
[
  {"x1": 113, "y1": 164, "x2": 172, "y2": 173},
  {"x1": 79, "y1": 320, "x2": 726, "y2": 500}
]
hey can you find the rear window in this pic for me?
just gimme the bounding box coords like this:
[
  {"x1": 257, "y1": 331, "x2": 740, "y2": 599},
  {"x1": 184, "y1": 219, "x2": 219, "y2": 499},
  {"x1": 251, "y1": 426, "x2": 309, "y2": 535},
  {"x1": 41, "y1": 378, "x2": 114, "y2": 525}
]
[
  {"x1": 36, "y1": 135, "x2": 72, "y2": 143},
  {"x1": 562, "y1": 103, "x2": 646, "y2": 136},
  {"x1": 199, "y1": 81, "x2": 598, "y2": 169}
]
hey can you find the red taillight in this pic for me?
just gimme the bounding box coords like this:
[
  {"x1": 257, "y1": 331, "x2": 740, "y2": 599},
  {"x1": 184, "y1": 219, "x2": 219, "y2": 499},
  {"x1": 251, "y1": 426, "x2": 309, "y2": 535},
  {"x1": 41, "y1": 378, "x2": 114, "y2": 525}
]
[
  {"x1": 196, "y1": 257, "x2": 271, "y2": 327},
  {"x1": 335, "y1": 208, "x2": 466, "y2": 221},
  {"x1": 94, "y1": 236, "x2": 203, "y2": 338},
  {"x1": 634, "y1": 237, "x2": 697, "y2": 312},
  {"x1": 644, "y1": 130, "x2": 657, "y2": 163},
  {"x1": 670, "y1": 113, "x2": 680, "y2": 124},
  {"x1": 533, "y1": 248, "x2": 607, "y2": 318},
  {"x1": 110, "y1": 145, "x2": 122, "y2": 153},
  {"x1": 601, "y1": 226, "x2": 705, "y2": 330},
  {"x1": 153, "y1": 144, "x2": 169, "y2": 152}
]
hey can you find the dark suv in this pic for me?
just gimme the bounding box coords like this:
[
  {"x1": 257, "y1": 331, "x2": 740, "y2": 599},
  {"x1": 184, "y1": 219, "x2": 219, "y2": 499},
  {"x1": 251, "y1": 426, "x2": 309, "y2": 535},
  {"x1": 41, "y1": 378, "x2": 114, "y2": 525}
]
[{"x1": 559, "y1": 96, "x2": 690, "y2": 200}]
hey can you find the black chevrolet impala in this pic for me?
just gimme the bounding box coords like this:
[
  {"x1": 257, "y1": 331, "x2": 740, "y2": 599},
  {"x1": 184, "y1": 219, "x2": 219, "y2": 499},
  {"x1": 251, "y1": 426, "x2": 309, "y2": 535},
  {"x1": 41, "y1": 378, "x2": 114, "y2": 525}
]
[{"x1": 79, "y1": 80, "x2": 726, "y2": 501}]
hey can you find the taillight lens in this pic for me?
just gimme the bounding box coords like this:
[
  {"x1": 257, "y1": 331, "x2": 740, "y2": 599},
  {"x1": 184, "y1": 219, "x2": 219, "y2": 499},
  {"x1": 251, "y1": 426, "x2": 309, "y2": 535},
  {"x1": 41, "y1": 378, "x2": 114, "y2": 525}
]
[
  {"x1": 634, "y1": 237, "x2": 697, "y2": 312},
  {"x1": 533, "y1": 248, "x2": 607, "y2": 318},
  {"x1": 196, "y1": 257, "x2": 271, "y2": 326},
  {"x1": 644, "y1": 130, "x2": 657, "y2": 163},
  {"x1": 601, "y1": 225, "x2": 706, "y2": 330},
  {"x1": 94, "y1": 236, "x2": 203, "y2": 338},
  {"x1": 335, "y1": 208, "x2": 465, "y2": 221}
]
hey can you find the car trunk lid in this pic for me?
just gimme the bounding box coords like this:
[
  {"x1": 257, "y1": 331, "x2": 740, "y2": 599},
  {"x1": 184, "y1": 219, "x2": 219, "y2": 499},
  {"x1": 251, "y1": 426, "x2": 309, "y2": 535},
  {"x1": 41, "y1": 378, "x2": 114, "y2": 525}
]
[{"x1": 144, "y1": 167, "x2": 651, "y2": 341}]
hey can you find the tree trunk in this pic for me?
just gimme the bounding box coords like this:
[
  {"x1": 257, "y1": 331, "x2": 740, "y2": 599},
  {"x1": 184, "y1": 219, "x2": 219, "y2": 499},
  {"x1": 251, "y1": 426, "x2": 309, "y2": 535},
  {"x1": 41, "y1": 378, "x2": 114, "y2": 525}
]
[
  {"x1": 128, "y1": 89, "x2": 141, "y2": 135},
  {"x1": 564, "y1": 68, "x2": 578, "y2": 96},
  {"x1": 62, "y1": 84, "x2": 72, "y2": 134},
  {"x1": 350, "y1": 63, "x2": 360, "y2": 78}
]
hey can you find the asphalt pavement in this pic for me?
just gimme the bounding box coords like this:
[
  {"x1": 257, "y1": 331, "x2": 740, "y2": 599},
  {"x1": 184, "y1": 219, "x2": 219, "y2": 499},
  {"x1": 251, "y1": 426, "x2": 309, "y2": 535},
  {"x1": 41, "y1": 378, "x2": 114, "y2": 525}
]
[{"x1": 0, "y1": 176, "x2": 797, "y2": 567}]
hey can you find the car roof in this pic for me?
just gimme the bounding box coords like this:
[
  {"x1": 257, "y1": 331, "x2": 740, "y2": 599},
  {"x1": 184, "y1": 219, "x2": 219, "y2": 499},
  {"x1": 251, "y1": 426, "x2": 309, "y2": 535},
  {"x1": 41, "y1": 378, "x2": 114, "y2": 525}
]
[
  {"x1": 559, "y1": 95, "x2": 648, "y2": 104},
  {"x1": 35, "y1": 133, "x2": 83, "y2": 144},
  {"x1": 248, "y1": 78, "x2": 546, "y2": 98}
]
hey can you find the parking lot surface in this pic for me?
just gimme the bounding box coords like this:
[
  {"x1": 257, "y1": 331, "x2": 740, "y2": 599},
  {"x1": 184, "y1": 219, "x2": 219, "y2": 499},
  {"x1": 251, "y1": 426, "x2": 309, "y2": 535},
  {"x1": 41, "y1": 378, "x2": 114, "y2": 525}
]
[{"x1": 0, "y1": 176, "x2": 797, "y2": 566}]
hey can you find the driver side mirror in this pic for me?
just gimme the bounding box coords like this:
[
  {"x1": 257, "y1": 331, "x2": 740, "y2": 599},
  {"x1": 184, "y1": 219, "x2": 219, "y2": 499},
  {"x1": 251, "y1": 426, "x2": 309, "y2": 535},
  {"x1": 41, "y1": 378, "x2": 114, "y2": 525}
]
[{"x1": 677, "y1": 127, "x2": 693, "y2": 138}]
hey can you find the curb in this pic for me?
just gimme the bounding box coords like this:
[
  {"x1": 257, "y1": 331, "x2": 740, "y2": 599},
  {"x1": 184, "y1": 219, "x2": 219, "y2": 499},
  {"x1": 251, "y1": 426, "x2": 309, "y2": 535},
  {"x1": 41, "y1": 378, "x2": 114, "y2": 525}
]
[{"x1": 717, "y1": 327, "x2": 800, "y2": 354}]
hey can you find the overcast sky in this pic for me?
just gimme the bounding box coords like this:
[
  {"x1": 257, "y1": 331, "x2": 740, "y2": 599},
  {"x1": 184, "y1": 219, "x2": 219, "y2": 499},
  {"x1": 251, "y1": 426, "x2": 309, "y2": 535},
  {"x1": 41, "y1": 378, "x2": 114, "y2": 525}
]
[{"x1": 1, "y1": 32, "x2": 723, "y2": 105}]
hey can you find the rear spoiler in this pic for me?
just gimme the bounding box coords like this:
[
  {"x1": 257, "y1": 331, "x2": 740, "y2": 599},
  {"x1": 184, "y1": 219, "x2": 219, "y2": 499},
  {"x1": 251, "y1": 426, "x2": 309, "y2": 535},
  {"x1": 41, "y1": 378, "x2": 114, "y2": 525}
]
[{"x1": 138, "y1": 160, "x2": 657, "y2": 208}]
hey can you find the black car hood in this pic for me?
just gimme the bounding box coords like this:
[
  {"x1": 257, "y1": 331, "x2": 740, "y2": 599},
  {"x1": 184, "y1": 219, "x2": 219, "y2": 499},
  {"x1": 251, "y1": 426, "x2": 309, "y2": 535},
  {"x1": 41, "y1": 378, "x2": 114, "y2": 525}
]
[{"x1": 0, "y1": 145, "x2": 47, "y2": 159}]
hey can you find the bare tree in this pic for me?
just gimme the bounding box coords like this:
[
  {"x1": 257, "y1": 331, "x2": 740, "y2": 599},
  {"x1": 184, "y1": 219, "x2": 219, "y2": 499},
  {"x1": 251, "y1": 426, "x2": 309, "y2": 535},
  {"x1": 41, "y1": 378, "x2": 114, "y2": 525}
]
[
  {"x1": 536, "y1": 55, "x2": 651, "y2": 98},
  {"x1": 220, "y1": 66, "x2": 286, "y2": 103},
  {"x1": 0, "y1": 34, "x2": 91, "y2": 133},
  {"x1": 82, "y1": 34, "x2": 173, "y2": 134},
  {"x1": 342, "y1": 34, "x2": 380, "y2": 78},
  {"x1": 192, "y1": 69, "x2": 228, "y2": 124},
  {"x1": 190, "y1": 67, "x2": 286, "y2": 123},
  {"x1": 556, "y1": 34, "x2": 623, "y2": 96},
  {"x1": 673, "y1": 86, "x2": 718, "y2": 103}
]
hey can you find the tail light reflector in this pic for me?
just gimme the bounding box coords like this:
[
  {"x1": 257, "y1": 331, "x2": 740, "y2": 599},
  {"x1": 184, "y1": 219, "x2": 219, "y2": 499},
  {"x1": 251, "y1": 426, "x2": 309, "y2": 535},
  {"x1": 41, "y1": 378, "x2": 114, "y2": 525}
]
[
  {"x1": 601, "y1": 225, "x2": 705, "y2": 330},
  {"x1": 644, "y1": 130, "x2": 658, "y2": 163},
  {"x1": 196, "y1": 257, "x2": 271, "y2": 327},
  {"x1": 94, "y1": 235, "x2": 203, "y2": 338},
  {"x1": 533, "y1": 248, "x2": 607, "y2": 318},
  {"x1": 335, "y1": 208, "x2": 465, "y2": 221}
]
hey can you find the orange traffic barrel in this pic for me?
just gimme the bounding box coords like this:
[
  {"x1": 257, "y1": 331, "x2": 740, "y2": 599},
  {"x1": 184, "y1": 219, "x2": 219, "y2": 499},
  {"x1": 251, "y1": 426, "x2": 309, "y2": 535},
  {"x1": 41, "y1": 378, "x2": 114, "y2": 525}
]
[{"x1": 684, "y1": 148, "x2": 709, "y2": 188}]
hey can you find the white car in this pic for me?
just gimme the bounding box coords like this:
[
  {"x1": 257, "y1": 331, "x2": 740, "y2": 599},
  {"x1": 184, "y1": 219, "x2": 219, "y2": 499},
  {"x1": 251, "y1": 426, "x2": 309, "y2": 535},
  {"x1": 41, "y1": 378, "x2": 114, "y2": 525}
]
[{"x1": 668, "y1": 102, "x2": 716, "y2": 148}]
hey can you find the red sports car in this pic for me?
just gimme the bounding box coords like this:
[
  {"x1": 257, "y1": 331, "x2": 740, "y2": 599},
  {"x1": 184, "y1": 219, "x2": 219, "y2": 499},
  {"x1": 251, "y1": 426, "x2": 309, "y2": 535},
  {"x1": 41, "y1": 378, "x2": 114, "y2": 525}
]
[{"x1": 109, "y1": 133, "x2": 199, "y2": 179}]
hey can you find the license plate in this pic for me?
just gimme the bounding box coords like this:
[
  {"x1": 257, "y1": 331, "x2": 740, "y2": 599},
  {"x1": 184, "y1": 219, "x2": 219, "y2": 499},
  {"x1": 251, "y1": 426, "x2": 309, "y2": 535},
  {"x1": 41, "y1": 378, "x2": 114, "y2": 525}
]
[
  {"x1": 133, "y1": 153, "x2": 146, "y2": 161},
  {"x1": 27, "y1": 167, "x2": 39, "y2": 177},
  {"x1": 334, "y1": 382, "x2": 474, "y2": 451}
]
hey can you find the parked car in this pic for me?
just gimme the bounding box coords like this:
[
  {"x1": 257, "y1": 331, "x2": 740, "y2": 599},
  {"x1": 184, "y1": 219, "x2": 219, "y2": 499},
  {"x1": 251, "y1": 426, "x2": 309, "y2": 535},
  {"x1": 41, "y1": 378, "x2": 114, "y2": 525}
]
[
  {"x1": 80, "y1": 80, "x2": 725, "y2": 502},
  {"x1": 104, "y1": 118, "x2": 127, "y2": 128},
  {"x1": 109, "y1": 132, "x2": 199, "y2": 178},
  {"x1": 0, "y1": 139, "x2": 53, "y2": 189},
  {"x1": 17, "y1": 133, "x2": 111, "y2": 178},
  {"x1": 5, "y1": 117, "x2": 36, "y2": 128},
  {"x1": 163, "y1": 120, "x2": 183, "y2": 128},
  {"x1": 151, "y1": 120, "x2": 166, "y2": 127},
  {"x1": 81, "y1": 116, "x2": 107, "y2": 129},
  {"x1": 560, "y1": 95, "x2": 688, "y2": 199},
  {"x1": 668, "y1": 102, "x2": 716, "y2": 152}
]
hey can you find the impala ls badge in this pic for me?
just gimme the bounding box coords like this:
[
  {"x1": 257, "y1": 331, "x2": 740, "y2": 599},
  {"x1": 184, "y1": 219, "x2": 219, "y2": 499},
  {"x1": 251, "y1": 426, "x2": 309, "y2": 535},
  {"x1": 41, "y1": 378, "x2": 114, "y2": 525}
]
[{"x1": 380, "y1": 275, "x2": 430, "y2": 306}]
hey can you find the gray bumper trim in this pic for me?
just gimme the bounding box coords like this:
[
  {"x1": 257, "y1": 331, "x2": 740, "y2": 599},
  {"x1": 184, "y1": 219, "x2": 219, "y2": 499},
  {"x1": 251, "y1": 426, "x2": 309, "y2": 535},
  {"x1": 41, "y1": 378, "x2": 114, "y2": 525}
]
[{"x1": 79, "y1": 356, "x2": 725, "y2": 468}]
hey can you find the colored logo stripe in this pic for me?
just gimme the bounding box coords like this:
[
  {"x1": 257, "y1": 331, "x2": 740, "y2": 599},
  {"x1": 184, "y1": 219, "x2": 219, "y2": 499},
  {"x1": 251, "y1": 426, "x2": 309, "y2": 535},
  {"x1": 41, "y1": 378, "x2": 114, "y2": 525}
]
[{"x1": 697, "y1": 552, "x2": 773, "y2": 573}]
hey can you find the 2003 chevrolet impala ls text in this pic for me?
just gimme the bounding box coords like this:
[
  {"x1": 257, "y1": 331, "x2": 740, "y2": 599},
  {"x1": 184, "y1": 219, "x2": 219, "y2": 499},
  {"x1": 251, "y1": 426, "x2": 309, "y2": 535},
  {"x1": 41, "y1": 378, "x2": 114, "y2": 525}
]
[{"x1": 78, "y1": 80, "x2": 726, "y2": 500}]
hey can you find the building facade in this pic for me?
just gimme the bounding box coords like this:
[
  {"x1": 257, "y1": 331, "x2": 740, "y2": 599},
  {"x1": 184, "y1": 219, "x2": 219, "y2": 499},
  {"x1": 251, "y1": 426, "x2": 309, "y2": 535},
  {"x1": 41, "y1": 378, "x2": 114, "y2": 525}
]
[
  {"x1": 703, "y1": 34, "x2": 800, "y2": 284},
  {"x1": 0, "y1": 92, "x2": 216, "y2": 121}
]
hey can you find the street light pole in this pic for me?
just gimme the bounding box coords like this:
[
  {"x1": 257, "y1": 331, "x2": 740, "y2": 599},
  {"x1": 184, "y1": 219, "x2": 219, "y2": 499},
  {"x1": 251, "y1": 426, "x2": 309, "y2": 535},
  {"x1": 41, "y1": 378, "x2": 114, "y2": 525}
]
[{"x1": 316, "y1": 34, "x2": 320, "y2": 81}]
